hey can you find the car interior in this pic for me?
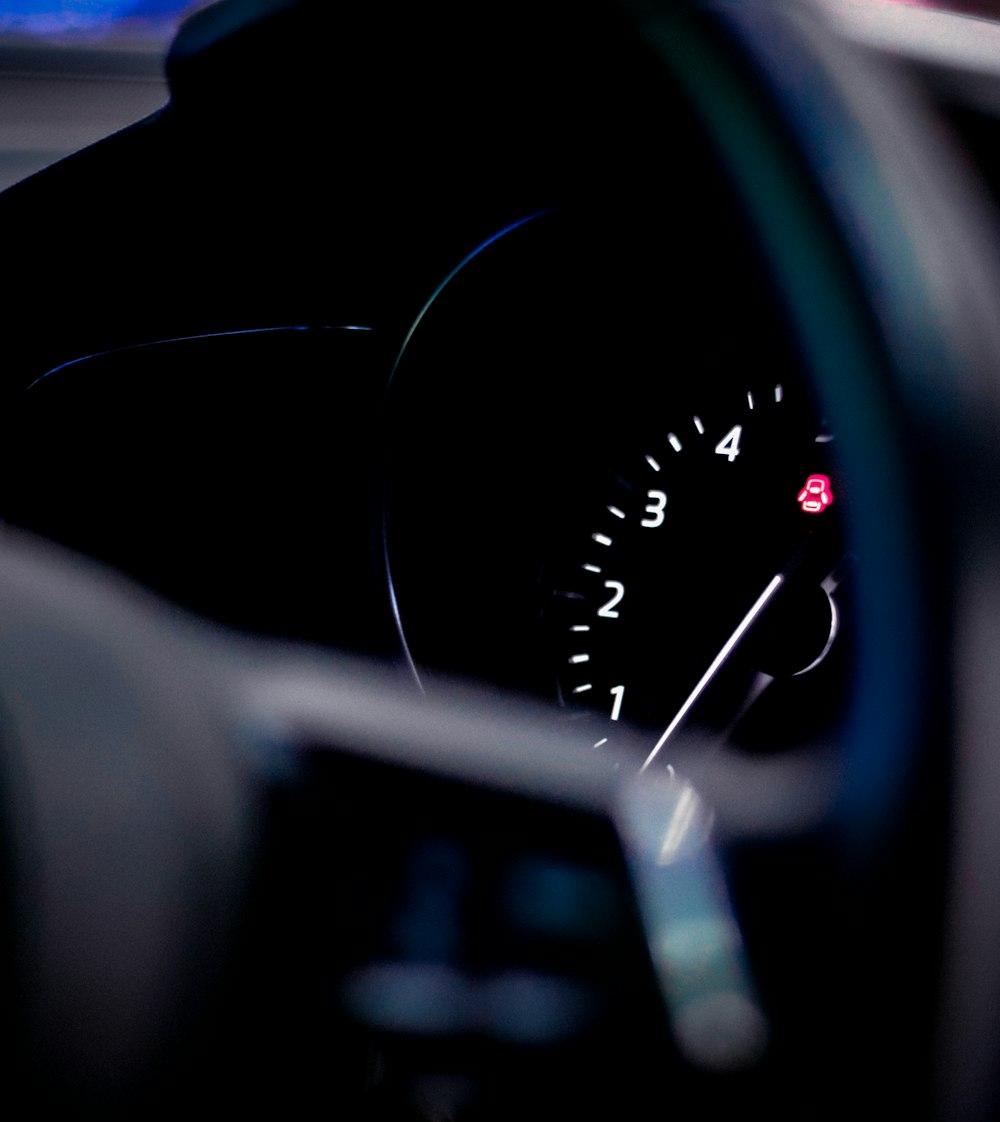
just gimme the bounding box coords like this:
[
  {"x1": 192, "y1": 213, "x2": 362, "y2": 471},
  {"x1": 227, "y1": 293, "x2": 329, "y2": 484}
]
[{"x1": 3, "y1": 0, "x2": 1000, "y2": 1117}]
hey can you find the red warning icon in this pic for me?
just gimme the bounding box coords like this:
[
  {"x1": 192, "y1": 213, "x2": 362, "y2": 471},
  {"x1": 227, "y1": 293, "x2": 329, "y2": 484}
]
[{"x1": 797, "y1": 474, "x2": 834, "y2": 514}]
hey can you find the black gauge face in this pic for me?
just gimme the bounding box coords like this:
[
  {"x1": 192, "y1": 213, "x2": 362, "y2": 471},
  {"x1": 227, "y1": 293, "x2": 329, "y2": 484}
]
[
  {"x1": 386, "y1": 205, "x2": 856, "y2": 765},
  {"x1": 546, "y1": 379, "x2": 848, "y2": 761}
]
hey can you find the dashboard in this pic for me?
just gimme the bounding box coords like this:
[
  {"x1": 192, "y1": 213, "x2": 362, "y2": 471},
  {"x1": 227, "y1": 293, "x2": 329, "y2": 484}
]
[{"x1": 3, "y1": 0, "x2": 1000, "y2": 1117}]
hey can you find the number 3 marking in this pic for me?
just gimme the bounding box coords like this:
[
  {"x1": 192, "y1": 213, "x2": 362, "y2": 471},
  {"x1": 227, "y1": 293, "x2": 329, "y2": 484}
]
[{"x1": 641, "y1": 489, "x2": 667, "y2": 528}]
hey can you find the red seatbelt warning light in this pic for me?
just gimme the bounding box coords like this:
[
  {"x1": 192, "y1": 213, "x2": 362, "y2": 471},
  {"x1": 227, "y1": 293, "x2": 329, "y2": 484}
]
[{"x1": 797, "y1": 473, "x2": 834, "y2": 514}]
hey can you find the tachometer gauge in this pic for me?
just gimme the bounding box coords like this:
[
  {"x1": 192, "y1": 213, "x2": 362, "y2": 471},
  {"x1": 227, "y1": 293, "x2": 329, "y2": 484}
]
[
  {"x1": 386, "y1": 203, "x2": 856, "y2": 765},
  {"x1": 546, "y1": 380, "x2": 848, "y2": 760}
]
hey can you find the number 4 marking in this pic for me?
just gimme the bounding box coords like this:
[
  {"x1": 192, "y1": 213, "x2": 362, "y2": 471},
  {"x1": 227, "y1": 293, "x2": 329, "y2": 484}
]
[{"x1": 715, "y1": 424, "x2": 742, "y2": 462}]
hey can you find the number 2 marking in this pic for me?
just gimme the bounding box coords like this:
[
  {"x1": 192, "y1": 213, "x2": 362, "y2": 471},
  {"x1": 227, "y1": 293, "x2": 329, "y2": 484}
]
[{"x1": 598, "y1": 580, "x2": 624, "y2": 618}]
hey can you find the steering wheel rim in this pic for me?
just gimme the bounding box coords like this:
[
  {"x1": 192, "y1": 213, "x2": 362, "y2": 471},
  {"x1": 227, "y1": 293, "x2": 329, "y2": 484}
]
[{"x1": 665, "y1": 6, "x2": 1000, "y2": 1118}]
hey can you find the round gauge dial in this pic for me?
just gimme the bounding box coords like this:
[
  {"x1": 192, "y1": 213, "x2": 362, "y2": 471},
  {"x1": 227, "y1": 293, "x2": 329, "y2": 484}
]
[
  {"x1": 547, "y1": 378, "x2": 848, "y2": 760},
  {"x1": 385, "y1": 206, "x2": 859, "y2": 760}
]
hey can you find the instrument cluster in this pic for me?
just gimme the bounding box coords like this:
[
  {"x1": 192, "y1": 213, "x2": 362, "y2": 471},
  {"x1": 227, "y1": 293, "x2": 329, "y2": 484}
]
[{"x1": 384, "y1": 205, "x2": 854, "y2": 769}]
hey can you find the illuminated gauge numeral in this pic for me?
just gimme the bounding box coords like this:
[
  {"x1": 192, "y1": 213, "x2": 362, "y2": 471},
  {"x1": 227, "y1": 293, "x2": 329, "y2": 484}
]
[
  {"x1": 609, "y1": 684, "x2": 625, "y2": 722},
  {"x1": 641, "y1": 489, "x2": 667, "y2": 528},
  {"x1": 597, "y1": 580, "x2": 624, "y2": 618},
  {"x1": 715, "y1": 424, "x2": 743, "y2": 462}
]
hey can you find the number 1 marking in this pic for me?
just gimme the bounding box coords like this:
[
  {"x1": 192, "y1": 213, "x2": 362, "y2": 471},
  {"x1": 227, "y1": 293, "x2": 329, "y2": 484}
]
[{"x1": 610, "y1": 685, "x2": 625, "y2": 722}]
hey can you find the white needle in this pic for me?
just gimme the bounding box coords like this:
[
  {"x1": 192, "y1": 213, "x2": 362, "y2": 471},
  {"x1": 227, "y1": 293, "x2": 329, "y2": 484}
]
[{"x1": 640, "y1": 573, "x2": 785, "y2": 772}]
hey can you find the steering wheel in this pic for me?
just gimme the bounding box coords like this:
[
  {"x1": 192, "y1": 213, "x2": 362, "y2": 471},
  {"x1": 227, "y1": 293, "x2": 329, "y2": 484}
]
[{"x1": 2, "y1": 1, "x2": 1000, "y2": 1118}]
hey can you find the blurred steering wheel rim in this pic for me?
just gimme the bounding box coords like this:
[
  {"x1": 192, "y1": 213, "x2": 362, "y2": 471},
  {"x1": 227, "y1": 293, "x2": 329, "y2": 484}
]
[{"x1": 657, "y1": 3, "x2": 1000, "y2": 1118}]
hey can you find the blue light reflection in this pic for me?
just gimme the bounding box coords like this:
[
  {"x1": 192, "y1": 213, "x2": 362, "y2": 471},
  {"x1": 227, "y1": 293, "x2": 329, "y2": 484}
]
[{"x1": 0, "y1": 0, "x2": 204, "y2": 37}]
